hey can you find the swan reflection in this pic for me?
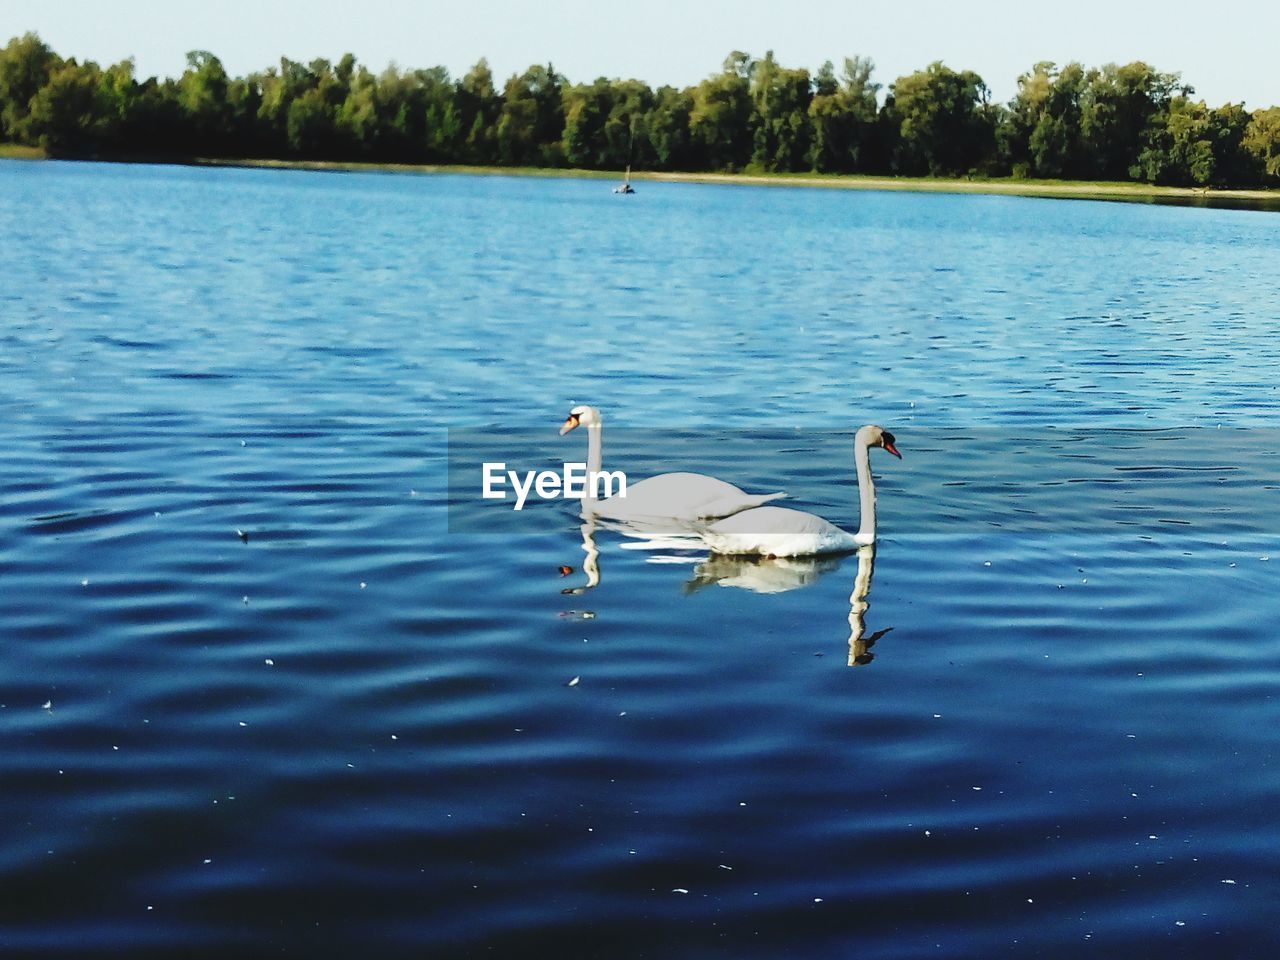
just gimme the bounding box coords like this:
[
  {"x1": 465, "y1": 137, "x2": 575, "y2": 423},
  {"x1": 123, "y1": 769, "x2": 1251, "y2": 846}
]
[
  {"x1": 681, "y1": 544, "x2": 891, "y2": 666},
  {"x1": 557, "y1": 523, "x2": 891, "y2": 666},
  {"x1": 682, "y1": 553, "x2": 843, "y2": 595}
]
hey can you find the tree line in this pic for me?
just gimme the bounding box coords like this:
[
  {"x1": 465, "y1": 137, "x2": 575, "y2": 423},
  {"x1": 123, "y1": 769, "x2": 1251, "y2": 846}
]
[{"x1": 3, "y1": 32, "x2": 1279, "y2": 187}]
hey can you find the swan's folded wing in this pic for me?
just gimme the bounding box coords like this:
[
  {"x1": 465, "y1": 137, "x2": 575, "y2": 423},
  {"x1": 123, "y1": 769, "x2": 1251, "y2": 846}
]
[
  {"x1": 599, "y1": 472, "x2": 785, "y2": 522},
  {"x1": 707, "y1": 506, "x2": 837, "y2": 537}
]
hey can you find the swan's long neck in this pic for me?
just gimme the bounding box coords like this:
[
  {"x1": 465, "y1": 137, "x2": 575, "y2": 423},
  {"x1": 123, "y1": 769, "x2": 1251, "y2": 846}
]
[
  {"x1": 855, "y1": 433, "x2": 876, "y2": 542},
  {"x1": 584, "y1": 421, "x2": 603, "y2": 505}
]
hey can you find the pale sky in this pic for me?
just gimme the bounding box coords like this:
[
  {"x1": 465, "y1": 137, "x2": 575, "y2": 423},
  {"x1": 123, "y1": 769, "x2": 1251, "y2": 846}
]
[{"x1": 4, "y1": 0, "x2": 1278, "y2": 108}]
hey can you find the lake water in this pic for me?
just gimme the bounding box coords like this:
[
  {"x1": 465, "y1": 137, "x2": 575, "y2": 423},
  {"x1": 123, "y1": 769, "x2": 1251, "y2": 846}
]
[{"x1": 2, "y1": 160, "x2": 1279, "y2": 957}]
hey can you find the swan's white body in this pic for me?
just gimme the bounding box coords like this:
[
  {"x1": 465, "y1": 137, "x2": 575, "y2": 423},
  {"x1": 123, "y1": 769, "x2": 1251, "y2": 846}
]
[
  {"x1": 560, "y1": 406, "x2": 785, "y2": 523},
  {"x1": 700, "y1": 425, "x2": 899, "y2": 558},
  {"x1": 701, "y1": 505, "x2": 868, "y2": 557}
]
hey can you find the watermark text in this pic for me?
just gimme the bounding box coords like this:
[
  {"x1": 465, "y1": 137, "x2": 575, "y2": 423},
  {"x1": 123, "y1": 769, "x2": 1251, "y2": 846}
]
[{"x1": 482, "y1": 462, "x2": 627, "y2": 510}]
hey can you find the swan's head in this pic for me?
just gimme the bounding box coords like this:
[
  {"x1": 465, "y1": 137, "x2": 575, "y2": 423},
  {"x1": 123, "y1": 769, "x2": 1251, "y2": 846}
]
[
  {"x1": 859, "y1": 424, "x2": 901, "y2": 459},
  {"x1": 559, "y1": 404, "x2": 601, "y2": 435}
]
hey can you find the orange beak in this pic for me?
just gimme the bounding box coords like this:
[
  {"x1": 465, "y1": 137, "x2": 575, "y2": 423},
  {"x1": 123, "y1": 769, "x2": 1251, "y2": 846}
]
[
  {"x1": 883, "y1": 441, "x2": 901, "y2": 459},
  {"x1": 559, "y1": 414, "x2": 580, "y2": 436}
]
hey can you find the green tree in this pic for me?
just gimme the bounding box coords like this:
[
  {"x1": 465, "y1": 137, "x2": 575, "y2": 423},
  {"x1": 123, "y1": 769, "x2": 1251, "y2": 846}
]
[
  {"x1": 1243, "y1": 106, "x2": 1280, "y2": 181},
  {"x1": 177, "y1": 51, "x2": 232, "y2": 150},
  {"x1": 0, "y1": 32, "x2": 59, "y2": 141},
  {"x1": 335, "y1": 64, "x2": 380, "y2": 157},
  {"x1": 808, "y1": 56, "x2": 880, "y2": 173},
  {"x1": 648, "y1": 85, "x2": 693, "y2": 170},
  {"x1": 562, "y1": 76, "x2": 655, "y2": 170},
  {"x1": 1134, "y1": 95, "x2": 1214, "y2": 185},
  {"x1": 256, "y1": 58, "x2": 314, "y2": 154},
  {"x1": 689, "y1": 52, "x2": 753, "y2": 171},
  {"x1": 374, "y1": 64, "x2": 426, "y2": 160},
  {"x1": 420, "y1": 67, "x2": 461, "y2": 161},
  {"x1": 1205, "y1": 102, "x2": 1253, "y2": 186},
  {"x1": 748, "y1": 51, "x2": 812, "y2": 172},
  {"x1": 456, "y1": 58, "x2": 500, "y2": 163},
  {"x1": 1002, "y1": 62, "x2": 1089, "y2": 178},
  {"x1": 24, "y1": 58, "x2": 112, "y2": 154},
  {"x1": 1078, "y1": 62, "x2": 1185, "y2": 180},
  {"x1": 562, "y1": 78, "x2": 613, "y2": 168},
  {"x1": 498, "y1": 64, "x2": 564, "y2": 165},
  {"x1": 886, "y1": 61, "x2": 997, "y2": 176}
]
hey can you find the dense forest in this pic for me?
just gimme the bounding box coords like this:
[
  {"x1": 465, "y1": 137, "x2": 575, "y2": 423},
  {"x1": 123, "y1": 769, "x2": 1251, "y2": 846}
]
[{"x1": 2, "y1": 32, "x2": 1279, "y2": 187}]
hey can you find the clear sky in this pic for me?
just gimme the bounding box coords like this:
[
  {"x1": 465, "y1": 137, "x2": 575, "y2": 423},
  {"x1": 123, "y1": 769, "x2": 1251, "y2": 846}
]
[{"x1": 4, "y1": 0, "x2": 1277, "y2": 109}]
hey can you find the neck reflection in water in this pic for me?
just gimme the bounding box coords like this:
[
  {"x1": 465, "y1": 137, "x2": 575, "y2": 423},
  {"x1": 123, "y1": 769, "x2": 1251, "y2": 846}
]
[{"x1": 561, "y1": 518, "x2": 602, "y2": 596}]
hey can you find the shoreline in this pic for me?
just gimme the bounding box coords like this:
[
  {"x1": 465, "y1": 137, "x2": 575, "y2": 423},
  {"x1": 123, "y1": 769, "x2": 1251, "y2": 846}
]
[
  {"x1": 6, "y1": 146, "x2": 1279, "y2": 208},
  {"x1": 155, "y1": 158, "x2": 1280, "y2": 209},
  {"x1": 193, "y1": 158, "x2": 1280, "y2": 207}
]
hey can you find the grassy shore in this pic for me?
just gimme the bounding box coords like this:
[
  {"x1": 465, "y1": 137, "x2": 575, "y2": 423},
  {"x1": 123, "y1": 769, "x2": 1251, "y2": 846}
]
[
  {"x1": 192, "y1": 157, "x2": 1280, "y2": 208},
  {"x1": 0, "y1": 143, "x2": 45, "y2": 159},
  {"x1": 6, "y1": 146, "x2": 1278, "y2": 208}
]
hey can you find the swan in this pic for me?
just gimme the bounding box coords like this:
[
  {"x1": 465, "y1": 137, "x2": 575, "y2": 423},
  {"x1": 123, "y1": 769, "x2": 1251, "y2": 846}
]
[
  {"x1": 559, "y1": 405, "x2": 786, "y2": 522},
  {"x1": 699, "y1": 425, "x2": 900, "y2": 557}
]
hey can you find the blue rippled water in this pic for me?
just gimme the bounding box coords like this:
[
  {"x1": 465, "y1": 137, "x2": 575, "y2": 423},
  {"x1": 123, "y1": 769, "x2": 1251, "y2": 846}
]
[{"x1": 2, "y1": 159, "x2": 1279, "y2": 957}]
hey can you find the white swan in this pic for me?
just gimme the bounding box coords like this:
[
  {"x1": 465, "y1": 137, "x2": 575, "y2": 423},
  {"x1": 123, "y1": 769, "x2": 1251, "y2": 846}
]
[
  {"x1": 559, "y1": 405, "x2": 786, "y2": 522},
  {"x1": 699, "y1": 425, "x2": 900, "y2": 557}
]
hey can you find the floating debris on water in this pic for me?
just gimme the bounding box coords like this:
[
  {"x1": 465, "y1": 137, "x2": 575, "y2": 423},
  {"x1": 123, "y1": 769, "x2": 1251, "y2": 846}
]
[
  {"x1": 558, "y1": 565, "x2": 573, "y2": 576},
  {"x1": 264, "y1": 658, "x2": 274, "y2": 666},
  {"x1": 672, "y1": 888, "x2": 689, "y2": 894},
  {"x1": 236, "y1": 529, "x2": 248, "y2": 542},
  {"x1": 42, "y1": 700, "x2": 52, "y2": 711},
  {"x1": 566, "y1": 676, "x2": 580, "y2": 687}
]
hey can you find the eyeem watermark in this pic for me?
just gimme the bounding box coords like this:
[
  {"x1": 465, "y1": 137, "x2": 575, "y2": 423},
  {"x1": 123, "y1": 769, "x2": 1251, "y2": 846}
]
[{"x1": 482, "y1": 462, "x2": 627, "y2": 510}]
